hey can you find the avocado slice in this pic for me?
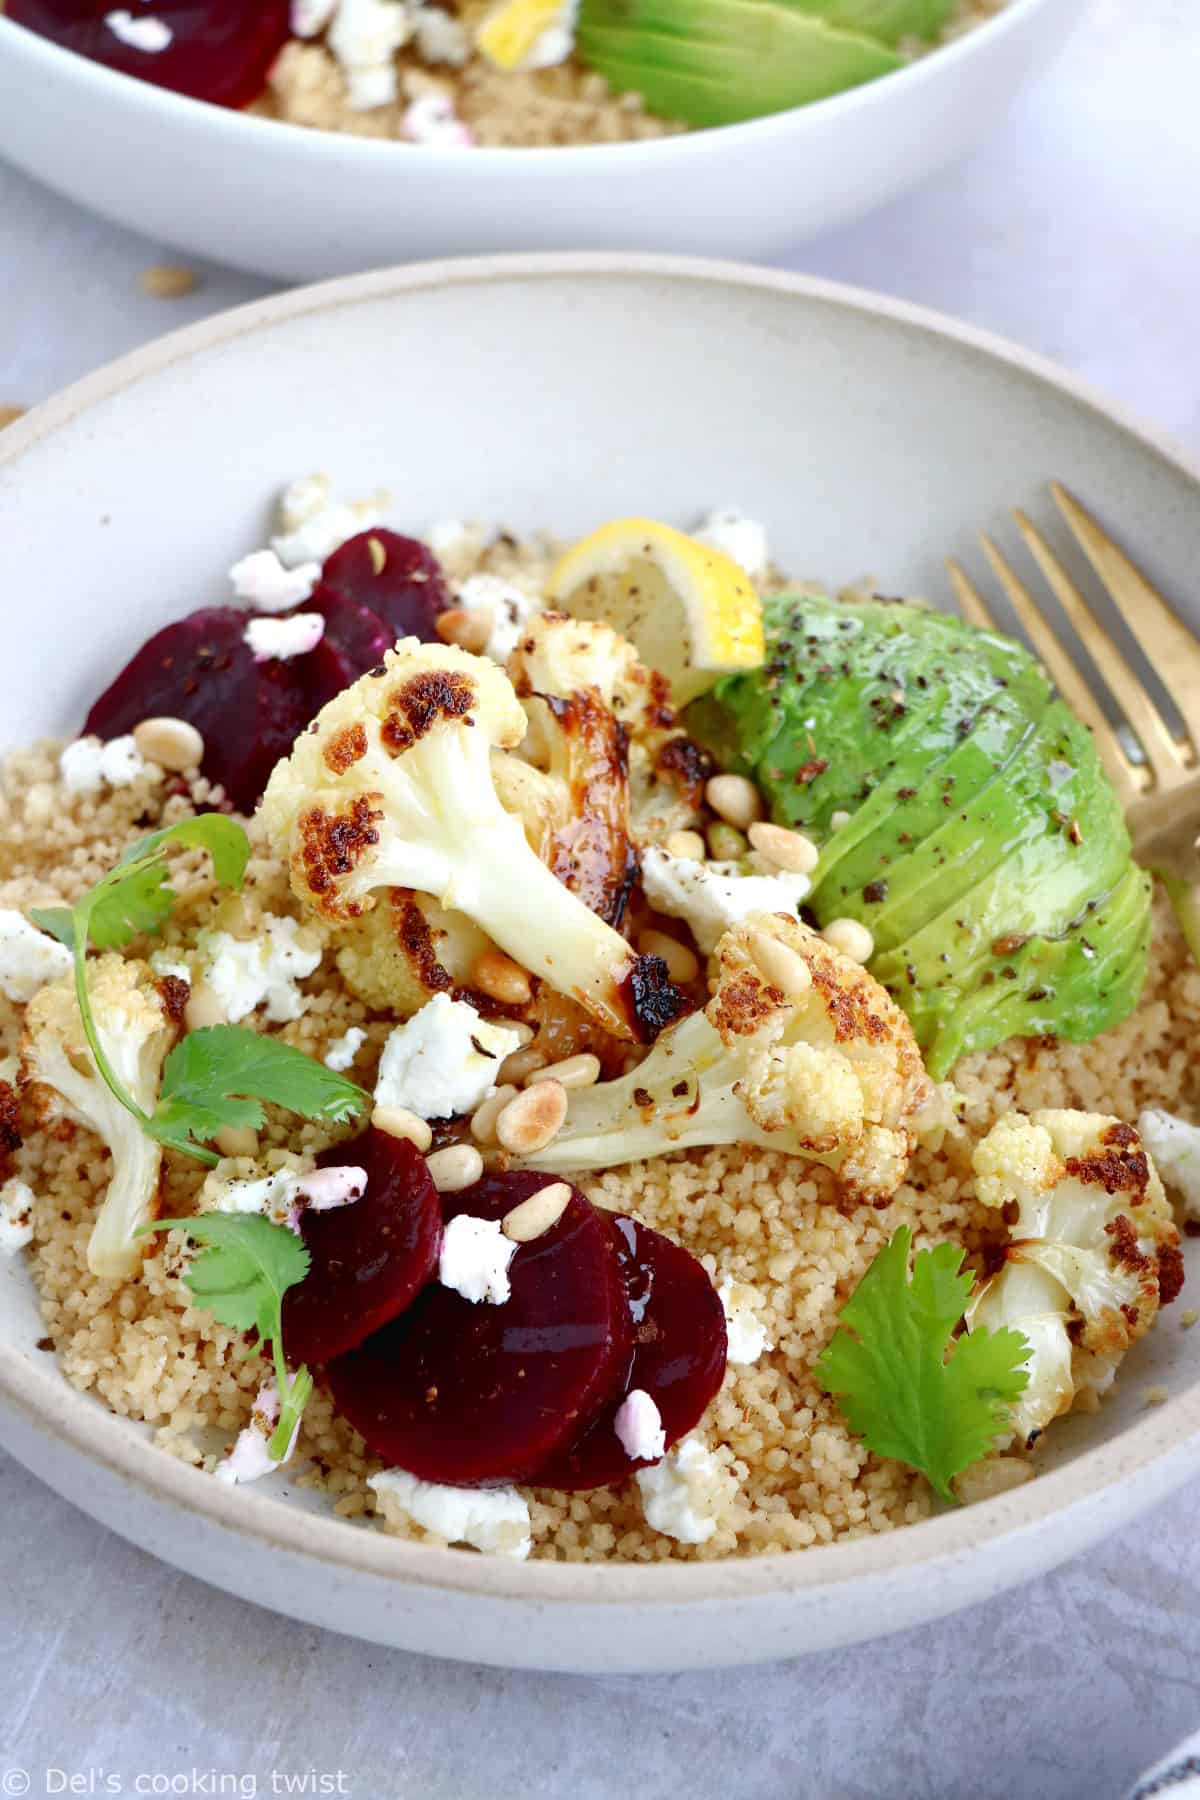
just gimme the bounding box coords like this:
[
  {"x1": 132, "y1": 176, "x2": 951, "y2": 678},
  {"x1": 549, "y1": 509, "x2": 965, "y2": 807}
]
[
  {"x1": 576, "y1": 0, "x2": 904, "y2": 127},
  {"x1": 687, "y1": 593, "x2": 1152, "y2": 1078}
]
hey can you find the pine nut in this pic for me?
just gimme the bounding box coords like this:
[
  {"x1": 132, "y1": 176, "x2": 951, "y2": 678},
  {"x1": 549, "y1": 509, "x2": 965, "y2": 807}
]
[
  {"x1": 470, "y1": 1085, "x2": 518, "y2": 1145},
  {"x1": 528, "y1": 1053, "x2": 601, "y2": 1091},
  {"x1": 372, "y1": 1105, "x2": 434, "y2": 1152},
  {"x1": 366, "y1": 535, "x2": 387, "y2": 576},
  {"x1": 133, "y1": 716, "x2": 205, "y2": 772},
  {"x1": 471, "y1": 950, "x2": 532, "y2": 1007},
  {"x1": 705, "y1": 774, "x2": 763, "y2": 830},
  {"x1": 665, "y1": 829, "x2": 706, "y2": 861},
  {"x1": 748, "y1": 821, "x2": 819, "y2": 874},
  {"x1": 140, "y1": 263, "x2": 198, "y2": 298},
  {"x1": 502, "y1": 1181, "x2": 572, "y2": 1243},
  {"x1": 185, "y1": 982, "x2": 226, "y2": 1031},
  {"x1": 748, "y1": 930, "x2": 812, "y2": 998},
  {"x1": 499, "y1": 1045, "x2": 547, "y2": 1086},
  {"x1": 636, "y1": 929, "x2": 700, "y2": 985},
  {"x1": 214, "y1": 1126, "x2": 259, "y2": 1159},
  {"x1": 436, "y1": 608, "x2": 491, "y2": 655},
  {"x1": 495, "y1": 1081, "x2": 568, "y2": 1154},
  {"x1": 822, "y1": 918, "x2": 875, "y2": 964},
  {"x1": 952, "y1": 1455, "x2": 1034, "y2": 1506},
  {"x1": 707, "y1": 822, "x2": 747, "y2": 862},
  {"x1": 426, "y1": 1143, "x2": 484, "y2": 1192}
]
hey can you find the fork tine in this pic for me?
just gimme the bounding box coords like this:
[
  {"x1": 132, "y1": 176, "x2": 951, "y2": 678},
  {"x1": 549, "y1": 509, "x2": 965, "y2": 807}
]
[
  {"x1": 978, "y1": 534, "x2": 1144, "y2": 805},
  {"x1": 1051, "y1": 483, "x2": 1200, "y2": 752},
  {"x1": 946, "y1": 558, "x2": 1000, "y2": 631},
  {"x1": 1014, "y1": 510, "x2": 1190, "y2": 788}
]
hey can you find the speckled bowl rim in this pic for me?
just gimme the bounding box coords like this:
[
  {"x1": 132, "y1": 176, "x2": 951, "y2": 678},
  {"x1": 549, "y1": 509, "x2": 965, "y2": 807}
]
[
  {"x1": 0, "y1": 0, "x2": 1055, "y2": 166},
  {"x1": 3, "y1": 251, "x2": 1199, "y2": 1611}
]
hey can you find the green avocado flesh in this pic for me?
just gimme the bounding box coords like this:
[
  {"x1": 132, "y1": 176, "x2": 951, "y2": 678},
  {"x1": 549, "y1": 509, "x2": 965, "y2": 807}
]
[{"x1": 686, "y1": 593, "x2": 1153, "y2": 1078}]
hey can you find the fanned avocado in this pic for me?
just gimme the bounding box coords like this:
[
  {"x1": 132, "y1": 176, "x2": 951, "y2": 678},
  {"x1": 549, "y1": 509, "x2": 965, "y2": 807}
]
[{"x1": 687, "y1": 593, "x2": 1152, "y2": 1078}]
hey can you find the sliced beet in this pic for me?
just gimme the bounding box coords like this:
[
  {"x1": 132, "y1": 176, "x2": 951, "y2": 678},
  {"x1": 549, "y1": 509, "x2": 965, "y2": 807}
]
[
  {"x1": 326, "y1": 1172, "x2": 631, "y2": 1486},
  {"x1": 83, "y1": 606, "x2": 311, "y2": 813},
  {"x1": 316, "y1": 531, "x2": 449, "y2": 644},
  {"x1": 8, "y1": 1, "x2": 290, "y2": 109},
  {"x1": 532, "y1": 1216, "x2": 728, "y2": 1492},
  {"x1": 302, "y1": 593, "x2": 394, "y2": 710},
  {"x1": 281, "y1": 1129, "x2": 442, "y2": 1369}
]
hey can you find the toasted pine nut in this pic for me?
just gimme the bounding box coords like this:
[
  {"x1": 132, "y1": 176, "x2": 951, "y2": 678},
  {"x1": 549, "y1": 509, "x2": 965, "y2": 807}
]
[
  {"x1": 748, "y1": 930, "x2": 812, "y2": 998},
  {"x1": 502, "y1": 1181, "x2": 572, "y2": 1243},
  {"x1": 471, "y1": 949, "x2": 532, "y2": 1007},
  {"x1": 499, "y1": 1045, "x2": 547, "y2": 1086},
  {"x1": 426, "y1": 1143, "x2": 484, "y2": 1192},
  {"x1": 952, "y1": 1456, "x2": 1034, "y2": 1506},
  {"x1": 436, "y1": 607, "x2": 491, "y2": 655},
  {"x1": 470, "y1": 1085, "x2": 519, "y2": 1145},
  {"x1": 528, "y1": 1053, "x2": 601, "y2": 1091},
  {"x1": 495, "y1": 1080, "x2": 568, "y2": 1155},
  {"x1": 705, "y1": 773, "x2": 762, "y2": 830},
  {"x1": 140, "y1": 263, "x2": 198, "y2": 298},
  {"x1": 748, "y1": 821, "x2": 819, "y2": 874},
  {"x1": 636, "y1": 929, "x2": 700, "y2": 985},
  {"x1": 822, "y1": 918, "x2": 875, "y2": 964},
  {"x1": 214, "y1": 1126, "x2": 259, "y2": 1158},
  {"x1": 366, "y1": 535, "x2": 387, "y2": 576},
  {"x1": 185, "y1": 982, "x2": 226, "y2": 1031},
  {"x1": 664, "y1": 829, "x2": 706, "y2": 861},
  {"x1": 706, "y1": 822, "x2": 747, "y2": 862},
  {"x1": 133, "y1": 716, "x2": 205, "y2": 772},
  {"x1": 372, "y1": 1105, "x2": 434, "y2": 1152}
]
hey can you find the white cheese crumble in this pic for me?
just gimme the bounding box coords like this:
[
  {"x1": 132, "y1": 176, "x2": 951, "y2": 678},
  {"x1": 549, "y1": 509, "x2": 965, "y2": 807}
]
[
  {"x1": 412, "y1": 5, "x2": 469, "y2": 64},
  {"x1": 374, "y1": 994, "x2": 521, "y2": 1120},
  {"x1": 694, "y1": 509, "x2": 770, "y2": 580},
  {"x1": 1139, "y1": 1108, "x2": 1200, "y2": 1219},
  {"x1": 438, "y1": 1213, "x2": 518, "y2": 1305},
  {"x1": 0, "y1": 1178, "x2": 35, "y2": 1255},
  {"x1": 328, "y1": 0, "x2": 412, "y2": 109},
  {"x1": 243, "y1": 613, "x2": 326, "y2": 663},
  {"x1": 635, "y1": 1437, "x2": 724, "y2": 1544},
  {"x1": 454, "y1": 573, "x2": 539, "y2": 663},
  {"x1": 717, "y1": 1278, "x2": 773, "y2": 1365},
  {"x1": 0, "y1": 910, "x2": 73, "y2": 1002},
  {"x1": 229, "y1": 548, "x2": 322, "y2": 614},
  {"x1": 614, "y1": 1388, "x2": 666, "y2": 1463},
  {"x1": 214, "y1": 1382, "x2": 300, "y2": 1485},
  {"x1": 208, "y1": 1159, "x2": 367, "y2": 1233},
  {"x1": 149, "y1": 950, "x2": 192, "y2": 984},
  {"x1": 271, "y1": 473, "x2": 384, "y2": 568},
  {"x1": 401, "y1": 92, "x2": 475, "y2": 147},
  {"x1": 369, "y1": 1469, "x2": 531, "y2": 1559},
  {"x1": 324, "y1": 1025, "x2": 368, "y2": 1072},
  {"x1": 105, "y1": 10, "x2": 173, "y2": 52},
  {"x1": 291, "y1": 0, "x2": 338, "y2": 33},
  {"x1": 59, "y1": 734, "x2": 148, "y2": 796},
  {"x1": 198, "y1": 915, "x2": 322, "y2": 1023},
  {"x1": 640, "y1": 848, "x2": 811, "y2": 956}
]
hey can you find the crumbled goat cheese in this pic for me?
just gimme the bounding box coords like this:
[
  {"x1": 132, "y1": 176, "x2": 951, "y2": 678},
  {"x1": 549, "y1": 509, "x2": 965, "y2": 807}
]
[
  {"x1": 324, "y1": 1025, "x2": 368, "y2": 1072},
  {"x1": 0, "y1": 910, "x2": 73, "y2": 1002},
  {"x1": 214, "y1": 1382, "x2": 300, "y2": 1485},
  {"x1": 105, "y1": 10, "x2": 173, "y2": 52},
  {"x1": 209, "y1": 1161, "x2": 366, "y2": 1232},
  {"x1": 640, "y1": 848, "x2": 810, "y2": 956},
  {"x1": 614, "y1": 1388, "x2": 666, "y2": 1463},
  {"x1": 271, "y1": 473, "x2": 383, "y2": 568},
  {"x1": 374, "y1": 994, "x2": 521, "y2": 1120},
  {"x1": 59, "y1": 734, "x2": 148, "y2": 795},
  {"x1": 328, "y1": 0, "x2": 412, "y2": 109},
  {"x1": 0, "y1": 1178, "x2": 35, "y2": 1255},
  {"x1": 369, "y1": 1469, "x2": 531, "y2": 1558},
  {"x1": 412, "y1": 5, "x2": 469, "y2": 64},
  {"x1": 149, "y1": 950, "x2": 192, "y2": 984},
  {"x1": 438, "y1": 1213, "x2": 518, "y2": 1305},
  {"x1": 455, "y1": 573, "x2": 538, "y2": 663},
  {"x1": 1139, "y1": 1108, "x2": 1200, "y2": 1218},
  {"x1": 636, "y1": 1437, "x2": 724, "y2": 1544},
  {"x1": 401, "y1": 91, "x2": 475, "y2": 146},
  {"x1": 291, "y1": 0, "x2": 338, "y2": 33},
  {"x1": 718, "y1": 1278, "x2": 773, "y2": 1365},
  {"x1": 243, "y1": 613, "x2": 326, "y2": 663},
  {"x1": 229, "y1": 548, "x2": 322, "y2": 613},
  {"x1": 694, "y1": 509, "x2": 770, "y2": 579},
  {"x1": 199, "y1": 915, "x2": 322, "y2": 1023}
]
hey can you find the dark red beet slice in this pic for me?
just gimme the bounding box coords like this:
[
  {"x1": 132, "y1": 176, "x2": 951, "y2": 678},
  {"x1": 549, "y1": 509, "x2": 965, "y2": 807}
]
[
  {"x1": 532, "y1": 1216, "x2": 728, "y2": 1492},
  {"x1": 8, "y1": 0, "x2": 290, "y2": 109},
  {"x1": 281, "y1": 1129, "x2": 442, "y2": 1368},
  {"x1": 301, "y1": 593, "x2": 394, "y2": 711},
  {"x1": 83, "y1": 607, "x2": 311, "y2": 813},
  {"x1": 316, "y1": 531, "x2": 449, "y2": 644},
  {"x1": 326, "y1": 1172, "x2": 631, "y2": 1486}
]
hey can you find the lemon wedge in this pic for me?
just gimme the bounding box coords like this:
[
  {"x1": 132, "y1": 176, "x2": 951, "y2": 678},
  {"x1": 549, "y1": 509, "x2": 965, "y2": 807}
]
[
  {"x1": 547, "y1": 517, "x2": 765, "y2": 705},
  {"x1": 475, "y1": 0, "x2": 574, "y2": 71}
]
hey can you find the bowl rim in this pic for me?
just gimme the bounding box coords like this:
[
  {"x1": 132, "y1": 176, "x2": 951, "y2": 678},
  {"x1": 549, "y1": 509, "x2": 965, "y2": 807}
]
[
  {"x1": 0, "y1": 0, "x2": 1058, "y2": 168},
  {"x1": 3, "y1": 248, "x2": 1199, "y2": 1610}
]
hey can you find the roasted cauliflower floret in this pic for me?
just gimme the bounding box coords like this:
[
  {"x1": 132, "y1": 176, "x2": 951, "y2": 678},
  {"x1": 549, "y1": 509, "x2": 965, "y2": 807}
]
[
  {"x1": 21, "y1": 955, "x2": 179, "y2": 1279},
  {"x1": 522, "y1": 911, "x2": 930, "y2": 1206},
  {"x1": 330, "y1": 889, "x2": 494, "y2": 1017},
  {"x1": 966, "y1": 1109, "x2": 1183, "y2": 1448},
  {"x1": 259, "y1": 639, "x2": 685, "y2": 1043}
]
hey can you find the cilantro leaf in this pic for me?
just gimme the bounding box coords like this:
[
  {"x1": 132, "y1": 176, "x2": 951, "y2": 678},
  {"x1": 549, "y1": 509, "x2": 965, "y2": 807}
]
[
  {"x1": 815, "y1": 1227, "x2": 1031, "y2": 1502},
  {"x1": 148, "y1": 1025, "x2": 369, "y2": 1155}
]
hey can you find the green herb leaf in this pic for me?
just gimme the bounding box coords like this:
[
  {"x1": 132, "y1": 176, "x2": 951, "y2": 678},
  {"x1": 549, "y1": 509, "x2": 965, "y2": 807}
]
[
  {"x1": 814, "y1": 1227, "x2": 1031, "y2": 1502},
  {"x1": 148, "y1": 1024, "x2": 369, "y2": 1155}
]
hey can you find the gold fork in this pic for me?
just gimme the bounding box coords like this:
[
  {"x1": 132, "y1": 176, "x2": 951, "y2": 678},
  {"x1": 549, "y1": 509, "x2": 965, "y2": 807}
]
[{"x1": 946, "y1": 484, "x2": 1200, "y2": 938}]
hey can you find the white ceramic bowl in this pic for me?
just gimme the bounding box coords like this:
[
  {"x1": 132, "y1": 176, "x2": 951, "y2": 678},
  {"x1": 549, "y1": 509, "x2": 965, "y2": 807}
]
[
  {"x1": 2, "y1": 254, "x2": 1199, "y2": 1674},
  {"x1": 0, "y1": 0, "x2": 1079, "y2": 282}
]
